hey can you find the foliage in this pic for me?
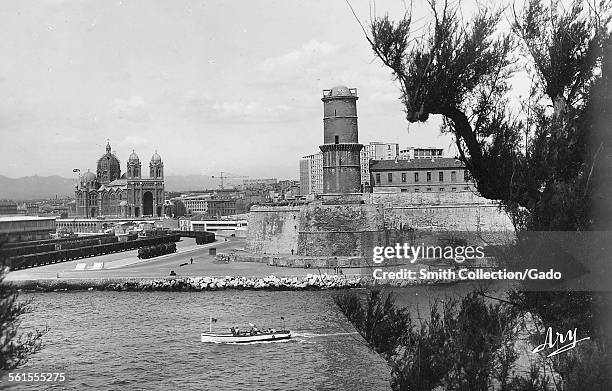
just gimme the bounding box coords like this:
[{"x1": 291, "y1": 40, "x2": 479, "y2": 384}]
[
  {"x1": 361, "y1": 0, "x2": 611, "y2": 231},
  {"x1": 334, "y1": 289, "x2": 410, "y2": 359},
  {"x1": 349, "y1": 1, "x2": 612, "y2": 388},
  {"x1": 335, "y1": 290, "x2": 521, "y2": 391},
  {"x1": 0, "y1": 239, "x2": 46, "y2": 369}
]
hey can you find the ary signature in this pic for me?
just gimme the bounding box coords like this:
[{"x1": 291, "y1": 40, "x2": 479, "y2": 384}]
[{"x1": 532, "y1": 327, "x2": 590, "y2": 357}]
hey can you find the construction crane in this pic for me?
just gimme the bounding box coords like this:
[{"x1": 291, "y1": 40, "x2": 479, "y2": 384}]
[{"x1": 211, "y1": 172, "x2": 248, "y2": 190}]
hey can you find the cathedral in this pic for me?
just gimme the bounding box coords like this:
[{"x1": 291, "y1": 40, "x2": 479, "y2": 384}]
[{"x1": 75, "y1": 141, "x2": 165, "y2": 218}]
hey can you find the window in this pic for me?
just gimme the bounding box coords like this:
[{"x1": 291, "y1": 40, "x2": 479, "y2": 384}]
[
  {"x1": 464, "y1": 187, "x2": 470, "y2": 190},
  {"x1": 440, "y1": 187, "x2": 445, "y2": 191},
  {"x1": 401, "y1": 189, "x2": 408, "y2": 192},
  {"x1": 451, "y1": 171, "x2": 457, "y2": 182},
  {"x1": 452, "y1": 187, "x2": 457, "y2": 192},
  {"x1": 401, "y1": 173, "x2": 407, "y2": 183},
  {"x1": 388, "y1": 173, "x2": 393, "y2": 183},
  {"x1": 464, "y1": 170, "x2": 470, "y2": 181},
  {"x1": 334, "y1": 136, "x2": 339, "y2": 144},
  {"x1": 415, "y1": 188, "x2": 420, "y2": 192},
  {"x1": 427, "y1": 172, "x2": 431, "y2": 182},
  {"x1": 414, "y1": 172, "x2": 419, "y2": 182},
  {"x1": 439, "y1": 172, "x2": 444, "y2": 181},
  {"x1": 375, "y1": 173, "x2": 381, "y2": 184},
  {"x1": 427, "y1": 188, "x2": 432, "y2": 191}
]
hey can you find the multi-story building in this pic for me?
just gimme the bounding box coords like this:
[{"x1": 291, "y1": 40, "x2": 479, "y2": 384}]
[
  {"x1": 360, "y1": 142, "x2": 400, "y2": 187},
  {"x1": 180, "y1": 196, "x2": 209, "y2": 215},
  {"x1": 178, "y1": 195, "x2": 236, "y2": 218},
  {"x1": 206, "y1": 198, "x2": 236, "y2": 218},
  {"x1": 75, "y1": 141, "x2": 165, "y2": 218},
  {"x1": 303, "y1": 143, "x2": 447, "y2": 192},
  {"x1": 299, "y1": 152, "x2": 323, "y2": 196},
  {"x1": 399, "y1": 146, "x2": 444, "y2": 160},
  {"x1": 369, "y1": 158, "x2": 475, "y2": 193}
]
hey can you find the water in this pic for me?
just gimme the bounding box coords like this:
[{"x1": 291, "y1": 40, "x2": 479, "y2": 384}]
[{"x1": 3, "y1": 290, "x2": 392, "y2": 390}]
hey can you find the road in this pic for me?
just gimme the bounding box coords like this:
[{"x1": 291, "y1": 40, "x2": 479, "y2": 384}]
[{"x1": 5, "y1": 237, "x2": 349, "y2": 281}]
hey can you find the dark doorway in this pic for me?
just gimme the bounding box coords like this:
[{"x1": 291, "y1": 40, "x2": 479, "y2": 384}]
[
  {"x1": 135, "y1": 207, "x2": 140, "y2": 217},
  {"x1": 90, "y1": 208, "x2": 95, "y2": 217},
  {"x1": 157, "y1": 206, "x2": 162, "y2": 217},
  {"x1": 143, "y1": 191, "x2": 154, "y2": 216}
]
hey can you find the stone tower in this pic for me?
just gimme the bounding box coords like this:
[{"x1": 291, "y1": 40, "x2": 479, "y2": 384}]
[
  {"x1": 126, "y1": 150, "x2": 141, "y2": 179},
  {"x1": 320, "y1": 86, "x2": 363, "y2": 194},
  {"x1": 149, "y1": 151, "x2": 164, "y2": 179}
]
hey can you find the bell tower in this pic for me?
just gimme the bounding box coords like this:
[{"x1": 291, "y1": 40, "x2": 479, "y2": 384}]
[
  {"x1": 320, "y1": 86, "x2": 363, "y2": 194},
  {"x1": 149, "y1": 151, "x2": 164, "y2": 179},
  {"x1": 127, "y1": 150, "x2": 141, "y2": 179}
]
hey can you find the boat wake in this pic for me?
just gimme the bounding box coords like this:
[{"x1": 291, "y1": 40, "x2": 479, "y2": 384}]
[{"x1": 293, "y1": 332, "x2": 359, "y2": 338}]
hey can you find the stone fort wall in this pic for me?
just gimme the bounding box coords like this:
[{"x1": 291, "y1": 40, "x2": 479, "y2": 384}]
[{"x1": 247, "y1": 192, "x2": 514, "y2": 256}]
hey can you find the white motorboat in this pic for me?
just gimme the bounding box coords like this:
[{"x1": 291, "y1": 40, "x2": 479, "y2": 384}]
[
  {"x1": 201, "y1": 329, "x2": 291, "y2": 343},
  {"x1": 202, "y1": 317, "x2": 290, "y2": 343}
]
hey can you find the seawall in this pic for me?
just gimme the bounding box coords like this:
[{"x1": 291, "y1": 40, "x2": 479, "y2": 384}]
[{"x1": 5, "y1": 272, "x2": 457, "y2": 292}]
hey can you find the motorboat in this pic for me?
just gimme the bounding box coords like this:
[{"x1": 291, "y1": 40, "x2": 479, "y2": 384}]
[
  {"x1": 202, "y1": 317, "x2": 290, "y2": 343},
  {"x1": 201, "y1": 329, "x2": 291, "y2": 343}
]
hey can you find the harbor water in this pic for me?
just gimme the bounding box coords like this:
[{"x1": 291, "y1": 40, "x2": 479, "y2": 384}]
[{"x1": 4, "y1": 290, "x2": 392, "y2": 390}]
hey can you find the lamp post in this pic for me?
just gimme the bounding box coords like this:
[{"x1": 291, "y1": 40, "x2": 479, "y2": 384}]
[{"x1": 73, "y1": 169, "x2": 81, "y2": 216}]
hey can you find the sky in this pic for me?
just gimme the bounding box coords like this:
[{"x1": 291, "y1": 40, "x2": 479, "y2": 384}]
[{"x1": 0, "y1": 0, "x2": 490, "y2": 180}]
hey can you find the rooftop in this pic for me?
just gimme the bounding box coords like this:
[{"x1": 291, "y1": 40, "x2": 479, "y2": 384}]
[{"x1": 370, "y1": 158, "x2": 465, "y2": 171}]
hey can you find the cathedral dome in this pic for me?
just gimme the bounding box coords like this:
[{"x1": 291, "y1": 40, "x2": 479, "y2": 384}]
[
  {"x1": 150, "y1": 151, "x2": 162, "y2": 163},
  {"x1": 97, "y1": 142, "x2": 121, "y2": 183},
  {"x1": 128, "y1": 150, "x2": 140, "y2": 162}
]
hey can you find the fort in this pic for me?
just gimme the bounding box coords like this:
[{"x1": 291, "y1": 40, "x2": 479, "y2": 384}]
[{"x1": 245, "y1": 86, "x2": 514, "y2": 262}]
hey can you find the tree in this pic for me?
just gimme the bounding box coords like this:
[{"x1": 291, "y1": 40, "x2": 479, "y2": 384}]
[
  {"x1": 351, "y1": 1, "x2": 612, "y2": 388},
  {"x1": 335, "y1": 290, "x2": 521, "y2": 391},
  {"x1": 334, "y1": 289, "x2": 410, "y2": 359},
  {"x1": 0, "y1": 244, "x2": 46, "y2": 369},
  {"x1": 355, "y1": 0, "x2": 611, "y2": 231}
]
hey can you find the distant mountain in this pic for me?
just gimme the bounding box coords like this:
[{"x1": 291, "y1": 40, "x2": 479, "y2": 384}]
[
  {"x1": 0, "y1": 175, "x2": 76, "y2": 200},
  {"x1": 0, "y1": 174, "x2": 244, "y2": 200}
]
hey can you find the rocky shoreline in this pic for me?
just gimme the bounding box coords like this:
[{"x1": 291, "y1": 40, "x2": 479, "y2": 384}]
[
  {"x1": 6, "y1": 271, "x2": 463, "y2": 292},
  {"x1": 8, "y1": 274, "x2": 368, "y2": 292}
]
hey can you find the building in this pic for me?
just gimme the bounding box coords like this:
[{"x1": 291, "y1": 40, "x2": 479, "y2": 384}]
[
  {"x1": 320, "y1": 86, "x2": 363, "y2": 194},
  {"x1": 180, "y1": 196, "x2": 209, "y2": 215},
  {"x1": 0, "y1": 200, "x2": 18, "y2": 215},
  {"x1": 179, "y1": 195, "x2": 236, "y2": 218},
  {"x1": 248, "y1": 84, "x2": 513, "y2": 259},
  {"x1": 0, "y1": 216, "x2": 56, "y2": 243},
  {"x1": 369, "y1": 157, "x2": 475, "y2": 193},
  {"x1": 206, "y1": 198, "x2": 236, "y2": 218},
  {"x1": 75, "y1": 141, "x2": 165, "y2": 218},
  {"x1": 360, "y1": 142, "x2": 400, "y2": 187},
  {"x1": 180, "y1": 217, "x2": 247, "y2": 234},
  {"x1": 399, "y1": 146, "x2": 444, "y2": 160},
  {"x1": 299, "y1": 152, "x2": 323, "y2": 196}
]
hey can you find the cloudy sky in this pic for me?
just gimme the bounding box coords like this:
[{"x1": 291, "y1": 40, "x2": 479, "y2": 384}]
[{"x1": 0, "y1": 0, "x2": 469, "y2": 179}]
